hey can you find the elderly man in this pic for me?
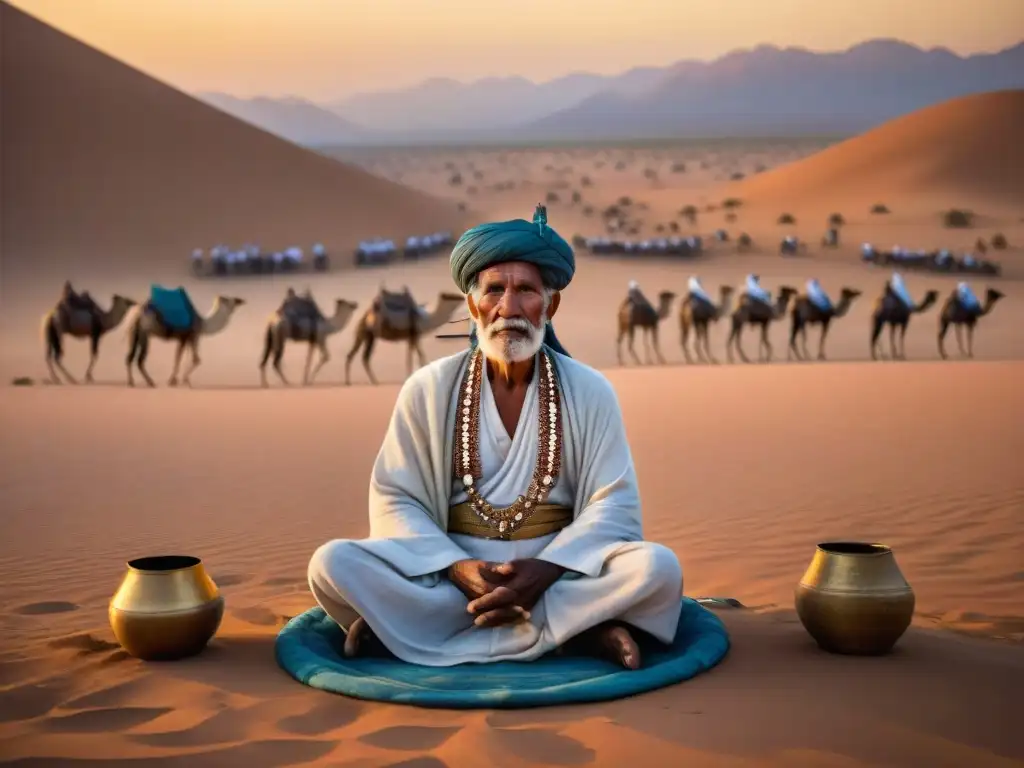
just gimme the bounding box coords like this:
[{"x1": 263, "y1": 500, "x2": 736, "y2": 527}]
[{"x1": 308, "y1": 205, "x2": 683, "y2": 670}]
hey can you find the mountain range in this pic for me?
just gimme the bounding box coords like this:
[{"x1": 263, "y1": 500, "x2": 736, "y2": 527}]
[{"x1": 197, "y1": 38, "x2": 1024, "y2": 146}]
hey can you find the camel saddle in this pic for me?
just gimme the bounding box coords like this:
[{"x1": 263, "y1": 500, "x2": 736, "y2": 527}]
[
  {"x1": 57, "y1": 283, "x2": 102, "y2": 328},
  {"x1": 626, "y1": 292, "x2": 657, "y2": 324},
  {"x1": 148, "y1": 284, "x2": 198, "y2": 332},
  {"x1": 281, "y1": 291, "x2": 325, "y2": 323},
  {"x1": 374, "y1": 288, "x2": 423, "y2": 332}
]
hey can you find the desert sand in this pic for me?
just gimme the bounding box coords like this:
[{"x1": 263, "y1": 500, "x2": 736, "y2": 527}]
[{"x1": 2, "y1": 5, "x2": 1023, "y2": 767}]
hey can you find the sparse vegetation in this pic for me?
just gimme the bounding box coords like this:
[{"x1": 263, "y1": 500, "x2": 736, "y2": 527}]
[
  {"x1": 671, "y1": 162, "x2": 686, "y2": 173},
  {"x1": 545, "y1": 191, "x2": 560, "y2": 203},
  {"x1": 582, "y1": 205, "x2": 594, "y2": 217},
  {"x1": 778, "y1": 213, "x2": 796, "y2": 225},
  {"x1": 730, "y1": 172, "x2": 745, "y2": 180},
  {"x1": 680, "y1": 205, "x2": 698, "y2": 225},
  {"x1": 618, "y1": 196, "x2": 633, "y2": 207},
  {"x1": 571, "y1": 190, "x2": 582, "y2": 204},
  {"x1": 991, "y1": 232, "x2": 1008, "y2": 249},
  {"x1": 448, "y1": 173, "x2": 463, "y2": 186},
  {"x1": 943, "y1": 208, "x2": 974, "y2": 228},
  {"x1": 725, "y1": 212, "x2": 738, "y2": 223},
  {"x1": 738, "y1": 233, "x2": 753, "y2": 247},
  {"x1": 870, "y1": 203, "x2": 890, "y2": 215},
  {"x1": 828, "y1": 212, "x2": 846, "y2": 227},
  {"x1": 668, "y1": 221, "x2": 680, "y2": 232},
  {"x1": 580, "y1": 175, "x2": 592, "y2": 187},
  {"x1": 722, "y1": 197, "x2": 743, "y2": 209}
]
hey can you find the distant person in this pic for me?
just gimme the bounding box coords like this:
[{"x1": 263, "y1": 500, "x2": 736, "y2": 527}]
[
  {"x1": 687, "y1": 276, "x2": 712, "y2": 304},
  {"x1": 888, "y1": 272, "x2": 915, "y2": 308},
  {"x1": 626, "y1": 280, "x2": 646, "y2": 307},
  {"x1": 744, "y1": 274, "x2": 771, "y2": 304},
  {"x1": 805, "y1": 278, "x2": 833, "y2": 312},
  {"x1": 956, "y1": 281, "x2": 981, "y2": 311}
]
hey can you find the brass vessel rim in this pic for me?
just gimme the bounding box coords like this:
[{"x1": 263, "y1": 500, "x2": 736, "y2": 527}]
[
  {"x1": 816, "y1": 542, "x2": 892, "y2": 557},
  {"x1": 127, "y1": 555, "x2": 203, "y2": 573}
]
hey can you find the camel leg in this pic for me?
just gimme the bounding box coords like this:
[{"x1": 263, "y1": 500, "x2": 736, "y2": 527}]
[
  {"x1": 361, "y1": 335, "x2": 378, "y2": 385},
  {"x1": 616, "y1": 328, "x2": 626, "y2": 366},
  {"x1": 302, "y1": 342, "x2": 316, "y2": 385},
  {"x1": 897, "y1": 323, "x2": 908, "y2": 360},
  {"x1": 168, "y1": 340, "x2": 185, "y2": 386},
  {"x1": 46, "y1": 322, "x2": 77, "y2": 384},
  {"x1": 680, "y1": 319, "x2": 694, "y2": 364},
  {"x1": 182, "y1": 338, "x2": 201, "y2": 387},
  {"x1": 309, "y1": 340, "x2": 330, "y2": 384},
  {"x1": 954, "y1": 324, "x2": 966, "y2": 357},
  {"x1": 345, "y1": 333, "x2": 365, "y2": 385},
  {"x1": 938, "y1": 320, "x2": 950, "y2": 359},
  {"x1": 701, "y1": 326, "x2": 718, "y2": 365},
  {"x1": 651, "y1": 326, "x2": 666, "y2": 364},
  {"x1": 259, "y1": 326, "x2": 274, "y2": 387},
  {"x1": 759, "y1": 324, "x2": 772, "y2": 363},
  {"x1": 887, "y1": 325, "x2": 898, "y2": 360},
  {"x1": 870, "y1": 318, "x2": 882, "y2": 360},
  {"x1": 693, "y1": 325, "x2": 708, "y2": 364},
  {"x1": 627, "y1": 327, "x2": 641, "y2": 366},
  {"x1": 272, "y1": 334, "x2": 290, "y2": 385},
  {"x1": 731, "y1": 323, "x2": 750, "y2": 364},
  {"x1": 641, "y1": 329, "x2": 653, "y2": 365},
  {"x1": 787, "y1": 318, "x2": 801, "y2": 361},
  {"x1": 136, "y1": 334, "x2": 156, "y2": 388},
  {"x1": 966, "y1": 324, "x2": 975, "y2": 358},
  {"x1": 817, "y1": 320, "x2": 831, "y2": 361},
  {"x1": 85, "y1": 323, "x2": 102, "y2": 383}
]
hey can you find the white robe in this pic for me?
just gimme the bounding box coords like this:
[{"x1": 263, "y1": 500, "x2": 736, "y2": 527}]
[
  {"x1": 890, "y1": 273, "x2": 914, "y2": 308},
  {"x1": 806, "y1": 279, "x2": 832, "y2": 311},
  {"x1": 688, "y1": 277, "x2": 711, "y2": 304},
  {"x1": 957, "y1": 282, "x2": 980, "y2": 309},
  {"x1": 745, "y1": 275, "x2": 771, "y2": 303},
  {"x1": 308, "y1": 349, "x2": 683, "y2": 666}
]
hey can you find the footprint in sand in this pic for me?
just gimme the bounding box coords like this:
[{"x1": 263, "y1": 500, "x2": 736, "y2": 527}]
[
  {"x1": 15, "y1": 601, "x2": 79, "y2": 615},
  {"x1": 490, "y1": 727, "x2": 596, "y2": 766},
  {"x1": 358, "y1": 725, "x2": 462, "y2": 752},
  {"x1": 0, "y1": 677, "x2": 75, "y2": 723},
  {"x1": 40, "y1": 706, "x2": 173, "y2": 733}
]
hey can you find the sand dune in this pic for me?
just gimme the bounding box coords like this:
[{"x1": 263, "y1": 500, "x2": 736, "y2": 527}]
[
  {"x1": 1, "y1": 363, "x2": 1022, "y2": 765},
  {"x1": 0, "y1": 3, "x2": 468, "y2": 280},
  {"x1": 726, "y1": 90, "x2": 1024, "y2": 213}
]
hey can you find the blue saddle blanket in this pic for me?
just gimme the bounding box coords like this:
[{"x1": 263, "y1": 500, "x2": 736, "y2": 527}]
[{"x1": 149, "y1": 285, "x2": 196, "y2": 331}]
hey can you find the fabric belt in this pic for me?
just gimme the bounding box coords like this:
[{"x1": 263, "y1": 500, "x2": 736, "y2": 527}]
[{"x1": 447, "y1": 502, "x2": 573, "y2": 541}]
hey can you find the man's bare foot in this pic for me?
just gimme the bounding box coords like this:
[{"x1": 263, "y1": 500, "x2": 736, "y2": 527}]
[
  {"x1": 342, "y1": 616, "x2": 390, "y2": 658},
  {"x1": 586, "y1": 622, "x2": 642, "y2": 670}
]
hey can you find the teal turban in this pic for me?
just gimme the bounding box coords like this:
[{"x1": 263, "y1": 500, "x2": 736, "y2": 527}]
[{"x1": 451, "y1": 204, "x2": 575, "y2": 357}]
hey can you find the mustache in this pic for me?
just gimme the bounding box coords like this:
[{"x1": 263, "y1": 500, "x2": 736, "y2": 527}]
[{"x1": 488, "y1": 317, "x2": 536, "y2": 337}]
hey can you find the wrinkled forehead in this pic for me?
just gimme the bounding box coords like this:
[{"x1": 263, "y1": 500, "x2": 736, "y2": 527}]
[{"x1": 474, "y1": 261, "x2": 544, "y2": 289}]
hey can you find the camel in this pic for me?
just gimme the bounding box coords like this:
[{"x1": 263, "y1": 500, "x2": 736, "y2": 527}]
[
  {"x1": 125, "y1": 293, "x2": 246, "y2": 387},
  {"x1": 680, "y1": 285, "x2": 734, "y2": 364},
  {"x1": 345, "y1": 287, "x2": 465, "y2": 385},
  {"x1": 42, "y1": 283, "x2": 137, "y2": 384},
  {"x1": 616, "y1": 290, "x2": 677, "y2": 365},
  {"x1": 869, "y1": 285, "x2": 939, "y2": 361},
  {"x1": 788, "y1": 287, "x2": 863, "y2": 361},
  {"x1": 726, "y1": 286, "x2": 799, "y2": 363},
  {"x1": 937, "y1": 287, "x2": 1004, "y2": 359},
  {"x1": 260, "y1": 289, "x2": 359, "y2": 387}
]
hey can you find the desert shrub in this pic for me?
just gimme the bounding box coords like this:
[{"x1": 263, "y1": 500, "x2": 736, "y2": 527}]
[
  {"x1": 730, "y1": 172, "x2": 745, "y2": 180},
  {"x1": 615, "y1": 161, "x2": 627, "y2": 171},
  {"x1": 571, "y1": 190, "x2": 582, "y2": 204},
  {"x1": 580, "y1": 175, "x2": 592, "y2": 187},
  {"x1": 457, "y1": 202, "x2": 467, "y2": 211},
  {"x1": 754, "y1": 163, "x2": 767, "y2": 173},
  {"x1": 669, "y1": 221, "x2": 680, "y2": 232},
  {"x1": 738, "y1": 233, "x2": 753, "y2": 247},
  {"x1": 448, "y1": 173, "x2": 463, "y2": 186},
  {"x1": 545, "y1": 191, "x2": 560, "y2": 203},
  {"x1": 870, "y1": 203, "x2": 890, "y2": 214},
  {"x1": 602, "y1": 205, "x2": 621, "y2": 219},
  {"x1": 643, "y1": 168, "x2": 658, "y2": 180},
  {"x1": 828, "y1": 212, "x2": 845, "y2": 227},
  {"x1": 778, "y1": 213, "x2": 796, "y2": 225},
  {"x1": 671, "y1": 162, "x2": 686, "y2": 173},
  {"x1": 582, "y1": 205, "x2": 594, "y2": 217},
  {"x1": 991, "y1": 232, "x2": 1008, "y2": 249},
  {"x1": 680, "y1": 204, "x2": 699, "y2": 224},
  {"x1": 725, "y1": 212, "x2": 738, "y2": 223},
  {"x1": 943, "y1": 208, "x2": 973, "y2": 228},
  {"x1": 722, "y1": 197, "x2": 743, "y2": 209},
  {"x1": 618, "y1": 196, "x2": 633, "y2": 206},
  {"x1": 655, "y1": 224, "x2": 665, "y2": 233},
  {"x1": 473, "y1": 170, "x2": 484, "y2": 180}
]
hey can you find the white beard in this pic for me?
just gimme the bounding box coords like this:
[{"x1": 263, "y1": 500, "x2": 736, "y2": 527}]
[{"x1": 475, "y1": 316, "x2": 546, "y2": 364}]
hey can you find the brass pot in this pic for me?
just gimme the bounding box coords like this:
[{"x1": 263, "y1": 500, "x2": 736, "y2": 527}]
[
  {"x1": 109, "y1": 555, "x2": 224, "y2": 661},
  {"x1": 795, "y1": 542, "x2": 914, "y2": 655}
]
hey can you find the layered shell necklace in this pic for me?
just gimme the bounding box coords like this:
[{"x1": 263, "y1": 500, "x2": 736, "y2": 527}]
[{"x1": 453, "y1": 349, "x2": 563, "y2": 539}]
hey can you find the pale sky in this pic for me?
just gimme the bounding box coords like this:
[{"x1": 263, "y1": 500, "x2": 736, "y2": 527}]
[{"x1": 9, "y1": 0, "x2": 1024, "y2": 100}]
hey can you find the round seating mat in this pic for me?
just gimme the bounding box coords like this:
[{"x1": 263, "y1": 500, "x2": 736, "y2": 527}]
[{"x1": 274, "y1": 598, "x2": 730, "y2": 708}]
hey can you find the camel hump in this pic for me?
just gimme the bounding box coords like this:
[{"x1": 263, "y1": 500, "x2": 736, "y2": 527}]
[
  {"x1": 281, "y1": 293, "x2": 324, "y2": 323},
  {"x1": 149, "y1": 284, "x2": 198, "y2": 332},
  {"x1": 374, "y1": 287, "x2": 422, "y2": 331}
]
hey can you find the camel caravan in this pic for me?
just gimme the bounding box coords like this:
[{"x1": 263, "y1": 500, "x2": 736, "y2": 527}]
[
  {"x1": 354, "y1": 232, "x2": 455, "y2": 266},
  {"x1": 860, "y1": 242, "x2": 1001, "y2": 275},
  {"x1": 191, "y1": 244, "x2": 330, "y2": 277},
  {"x1": 574, "y1": 235, "x2": 704, "y2": 257},
  {"x1": 40, "y1": 273, "x2": 1005, "y2": 387}
]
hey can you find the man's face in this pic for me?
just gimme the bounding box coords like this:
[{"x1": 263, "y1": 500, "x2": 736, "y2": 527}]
[{"x1": 467, "y1": 261, "x2": 560, "y2": 364}]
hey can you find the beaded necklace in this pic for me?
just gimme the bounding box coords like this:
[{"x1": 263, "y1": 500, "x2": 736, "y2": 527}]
[{"x1": 453, "y1": 349, "x2": 563, "y2": 539}]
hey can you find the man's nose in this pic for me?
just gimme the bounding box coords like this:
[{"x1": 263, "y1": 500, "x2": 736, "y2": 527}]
[{"x1": 495, "y1": 288, "x2": 522, "y2": 316}]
